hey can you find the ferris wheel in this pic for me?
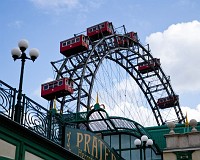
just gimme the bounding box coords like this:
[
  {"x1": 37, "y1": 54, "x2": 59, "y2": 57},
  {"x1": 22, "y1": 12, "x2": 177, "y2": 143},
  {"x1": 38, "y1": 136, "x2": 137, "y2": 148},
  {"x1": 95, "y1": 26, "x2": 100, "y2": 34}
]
[{"x1": 42, "y1": 21, "x2": 185, "y2": 126}]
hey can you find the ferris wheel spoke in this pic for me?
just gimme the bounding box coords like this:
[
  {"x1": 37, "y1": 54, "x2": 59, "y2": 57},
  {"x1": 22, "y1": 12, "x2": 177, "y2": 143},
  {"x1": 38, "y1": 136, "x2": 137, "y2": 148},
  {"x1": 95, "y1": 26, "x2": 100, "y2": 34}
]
[{"x1": 45, "y1": 21, "x2": 185, "y2": 126}]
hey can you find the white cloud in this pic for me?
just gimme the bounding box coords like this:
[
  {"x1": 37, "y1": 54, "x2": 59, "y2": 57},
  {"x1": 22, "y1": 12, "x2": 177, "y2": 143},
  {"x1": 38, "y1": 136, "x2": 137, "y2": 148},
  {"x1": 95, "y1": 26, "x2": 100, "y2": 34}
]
[
  {"x1": 106, "y1": 102, "x2": 157, "y2": 126},
  {"x1": 30, "y1": 0, "x2": 79, "y2": 9},
  {"x1": 98, "y1": 75, "x2": 200, "y2": 126},
  {"x1": 177, "y1": 0, "x2": 196, "y2": 7},
  {"x1": 144, "y1": 21, "x2": 200, "y2": 125},
  {"x1": 8, "y1": 20, "x2": 23, "y2": 28},
  {"x1": 181, "y1": 105, "x2": 200, "y2": 122},
  {"x1": 146, "y1": 20, "x2": 200, "y2": 94},
  {"x1": 114, "y1": 77, "x2": 139, "y2": 92},
  {"x1": 29, "y1": 0, "x2": 104, "y2": 14},
  {"x1": 29, "y1": 0, "x2": 80, "y2": 14},
  {"x1": 106, "y1": 102, "x2": 200, "y2": 127}
]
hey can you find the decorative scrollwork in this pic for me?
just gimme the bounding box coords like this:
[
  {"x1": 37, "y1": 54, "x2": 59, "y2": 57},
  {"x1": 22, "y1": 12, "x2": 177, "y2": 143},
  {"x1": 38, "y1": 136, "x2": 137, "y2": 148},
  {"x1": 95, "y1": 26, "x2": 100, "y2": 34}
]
[
  {"x1": 23, "y1": 96, "x2": 48, "y2": 137},
  {"x1": 0, "y1": 80, "x2": 15, "y2": 118},
  {"x1": 0, "y1": 80, "x2": 66, "y2": 145}
]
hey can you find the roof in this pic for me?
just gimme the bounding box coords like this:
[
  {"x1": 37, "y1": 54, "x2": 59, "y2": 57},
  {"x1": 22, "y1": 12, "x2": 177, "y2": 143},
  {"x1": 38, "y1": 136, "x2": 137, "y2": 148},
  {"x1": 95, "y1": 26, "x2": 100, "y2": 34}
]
[
  {"x1": 146, "y1": 122, "x2": 200, "y2": 151},
  {"x1": 87, "y1": 107, "x2": 151, "y2": 137}
]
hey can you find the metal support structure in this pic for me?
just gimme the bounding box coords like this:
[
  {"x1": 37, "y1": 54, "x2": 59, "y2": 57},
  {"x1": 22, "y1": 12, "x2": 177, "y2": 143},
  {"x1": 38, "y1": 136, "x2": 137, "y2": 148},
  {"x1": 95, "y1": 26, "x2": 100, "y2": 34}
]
[
  {"x1": 51, "y1": 33, "x2": 185, "y2": 126},
  {"x1": 14, "y1": 52, "x2": 26, "y2": 123},
  {"x1": 11, "y1": 39, "x2": 39, "y2": 124}
]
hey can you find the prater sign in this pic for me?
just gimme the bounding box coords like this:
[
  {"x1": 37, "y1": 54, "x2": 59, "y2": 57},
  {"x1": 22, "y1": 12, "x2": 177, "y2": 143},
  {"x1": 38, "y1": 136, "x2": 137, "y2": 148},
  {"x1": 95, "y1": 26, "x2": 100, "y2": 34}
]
[{"x1": 65, "y1": 128, "x2": 121, "y2": 160}]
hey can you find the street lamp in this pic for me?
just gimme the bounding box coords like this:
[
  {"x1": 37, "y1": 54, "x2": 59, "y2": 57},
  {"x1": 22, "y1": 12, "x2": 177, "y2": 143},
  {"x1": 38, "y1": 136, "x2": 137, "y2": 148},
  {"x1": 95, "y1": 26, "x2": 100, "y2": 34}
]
[
  {"x1": 11, "y1": 39, "x2": 39, "y2": 123},
  {"x1": 134, "y1": 135, "x2": 153, "y2": 160}
]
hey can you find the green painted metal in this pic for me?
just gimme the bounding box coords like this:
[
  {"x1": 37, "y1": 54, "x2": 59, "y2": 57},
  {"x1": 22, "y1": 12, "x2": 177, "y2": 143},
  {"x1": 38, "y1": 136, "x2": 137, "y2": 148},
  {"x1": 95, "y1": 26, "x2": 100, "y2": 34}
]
[
  {"x1": 3, "y1": 78, "x2": 198, "y2": 159},
  {"x1": 146, "y1": 122, "x2": 200, "y2": 151},
  {"x1": 0, "y1": 157, "x2": 13, "y2": 160},
  {"x1": 0, "y1": 115, "x2": 83, "y2": 160},
  {"x1": 0, "y1": 132, "x2": 20, "y2": 160},
  {"x1": 64, "y1": 128, "x2": 123, "y2": 160},
  {"x1": 176, "y1": 151, "x2": 193, "y2": 160},
  {"x1": 63, "y1": 112, "x2": 88, "y2": 123}
]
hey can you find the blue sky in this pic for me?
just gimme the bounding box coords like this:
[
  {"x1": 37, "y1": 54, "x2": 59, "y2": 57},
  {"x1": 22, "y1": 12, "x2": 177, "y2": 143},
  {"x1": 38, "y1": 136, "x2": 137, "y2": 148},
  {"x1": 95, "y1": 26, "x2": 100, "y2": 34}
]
[{"x1": 1, "y1": 0, "x2": 200, "y2": 123}]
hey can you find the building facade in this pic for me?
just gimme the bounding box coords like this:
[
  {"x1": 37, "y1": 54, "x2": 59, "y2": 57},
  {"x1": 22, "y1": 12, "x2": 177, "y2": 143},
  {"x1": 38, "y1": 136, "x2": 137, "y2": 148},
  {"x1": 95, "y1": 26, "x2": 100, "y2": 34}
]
[
  {"x1": 1, "y1": 79, "x2": 200, "y2": 160},
  {"x1": 0, "y1": 115, "x2": 83, "y2": 160}
]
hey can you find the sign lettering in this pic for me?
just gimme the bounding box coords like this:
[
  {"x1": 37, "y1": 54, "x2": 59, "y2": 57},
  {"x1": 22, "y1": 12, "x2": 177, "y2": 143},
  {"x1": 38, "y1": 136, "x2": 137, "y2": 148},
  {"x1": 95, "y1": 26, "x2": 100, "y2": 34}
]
[{"x1": 65, "y1": 128, "x2": 121, "y2": 160}]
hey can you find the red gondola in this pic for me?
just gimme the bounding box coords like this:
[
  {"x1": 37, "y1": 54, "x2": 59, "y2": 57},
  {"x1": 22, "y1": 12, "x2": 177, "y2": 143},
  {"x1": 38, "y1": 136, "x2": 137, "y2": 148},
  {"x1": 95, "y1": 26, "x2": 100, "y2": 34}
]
[
  {"x1": 138, "y1": 58, "x2": 160, "y2": 74},
  {"x1": 60, "y1": 34, "x2": 89, "y2": 57},
  {"x1": 157, "y1": 95, "x2": 179, "y2": 109},
  {"x1": 87, "y1": 21, "x2": 114, "y2": 42},
  {"x1": 41, "y1": 78, "x2": 73, "y2": 100},
  {"x1": 115, "y1": 32, "x2": 138, "y2": 47}
]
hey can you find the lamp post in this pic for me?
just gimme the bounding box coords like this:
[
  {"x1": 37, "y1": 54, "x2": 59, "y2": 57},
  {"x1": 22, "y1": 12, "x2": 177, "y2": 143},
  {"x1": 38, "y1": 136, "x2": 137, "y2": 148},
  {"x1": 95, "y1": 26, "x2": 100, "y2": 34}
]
[
  {"x1": 11, "y1": 39, "x2": 39, "y2": 123},
  {"x1": 134, "y1": 135, "x2": 153, "y2": 160}
]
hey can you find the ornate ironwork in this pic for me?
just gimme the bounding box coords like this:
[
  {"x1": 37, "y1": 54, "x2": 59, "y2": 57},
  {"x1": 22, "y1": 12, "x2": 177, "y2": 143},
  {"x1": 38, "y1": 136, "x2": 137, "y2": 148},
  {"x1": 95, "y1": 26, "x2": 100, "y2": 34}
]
[
  {"x1": 0, "y1": 80, "x2": 63, "y2": 144},
  {"x1": 0, "y1": 80, "x2": 16, "y2": 118},
  {"x1": 23, "y1": 96, "x2": 48, "y2": 137}
]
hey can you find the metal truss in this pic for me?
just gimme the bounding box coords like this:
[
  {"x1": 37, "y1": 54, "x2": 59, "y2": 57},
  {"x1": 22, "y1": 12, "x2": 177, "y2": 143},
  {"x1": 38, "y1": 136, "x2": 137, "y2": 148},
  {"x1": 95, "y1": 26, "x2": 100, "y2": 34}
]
[{"x1": 51, "y1": 33, "x2": 185, "y2": 126}]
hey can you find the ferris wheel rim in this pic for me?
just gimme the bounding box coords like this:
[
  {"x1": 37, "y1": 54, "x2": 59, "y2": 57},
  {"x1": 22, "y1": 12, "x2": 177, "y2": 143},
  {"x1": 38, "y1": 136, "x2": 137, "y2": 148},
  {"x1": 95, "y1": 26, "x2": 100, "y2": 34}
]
[{"x1": 52, "y1": 33, "x2": 185, "y2": 126}]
